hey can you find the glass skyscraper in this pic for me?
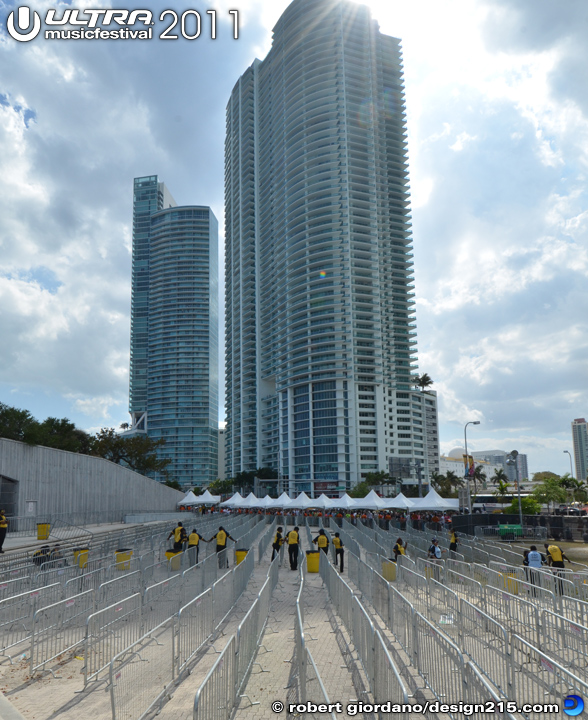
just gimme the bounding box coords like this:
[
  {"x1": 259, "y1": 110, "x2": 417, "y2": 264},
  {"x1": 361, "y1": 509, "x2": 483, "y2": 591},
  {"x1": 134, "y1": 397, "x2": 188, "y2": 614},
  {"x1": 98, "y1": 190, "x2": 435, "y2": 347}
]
[
  {"x1": 129, "y1": 176, "x2": 219, "y2": 487},
  {"x1": 224, "y1": 0, "x2": 438, "y2": 492}
]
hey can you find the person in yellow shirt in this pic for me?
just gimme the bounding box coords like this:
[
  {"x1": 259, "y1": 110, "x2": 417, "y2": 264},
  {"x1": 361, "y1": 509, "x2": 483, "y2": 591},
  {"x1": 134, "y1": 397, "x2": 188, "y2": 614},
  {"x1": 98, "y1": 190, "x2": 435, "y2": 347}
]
[
  {"x1": 0, "y1": 510, "x2": 7, "y2": 554},
  {"x1": 211, "y1": 526, "x2": 235, "y2": 568},
  {"x1": 167, "y1": 522, "x2": 187, "y2": 552},
  {"x1": 187, "y1": 529, "x2": 208, "y2": 566},
  {"x1": 271, "y1": 526, "x2": 284, "y2": 561},
  {"x1": 544, "y1": 543, "x2": 570, "y2": 570},
  {"x1": 312, "y1": 529, "x2": 329, "y2": 554},
  {"x1": 287, "y1": 527, "x2": 300, "y2": 571},
  {"x1": 393, "y1": 537, "x2": 407, "y2": 562},
  {"x1": 332, "y1": 532, "x2": 344, "y2": 572}
]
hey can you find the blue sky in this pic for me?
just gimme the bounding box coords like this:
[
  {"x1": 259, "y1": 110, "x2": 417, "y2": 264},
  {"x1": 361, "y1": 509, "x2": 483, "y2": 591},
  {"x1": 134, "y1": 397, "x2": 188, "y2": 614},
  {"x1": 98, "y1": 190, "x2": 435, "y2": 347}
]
[{"x1": 1, "y1": 0, "x2": 587, "y2": 478}]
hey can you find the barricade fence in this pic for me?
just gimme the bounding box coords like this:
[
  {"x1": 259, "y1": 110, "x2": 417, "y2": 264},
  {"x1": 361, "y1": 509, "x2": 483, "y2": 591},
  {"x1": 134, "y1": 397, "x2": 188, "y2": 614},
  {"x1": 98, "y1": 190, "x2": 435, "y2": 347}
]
[
  {"x1": 30, "y1": 589, "x2": 95, "y2": 674},
  {"x1": 0, "y1": 583, "x2": 62, "y2": 661},
  {"x1": 84, "y1": 593, "x2": 142, "y2": 685},
  {"x1": 176, "y1": 587, "x2": 214, "y2": 675},
  {"x1": 539, "y1": 608, "x2": 588, "y2": 679},
  {"x1": 192, "y1": 634, "x2": 236, "y2": 720}
]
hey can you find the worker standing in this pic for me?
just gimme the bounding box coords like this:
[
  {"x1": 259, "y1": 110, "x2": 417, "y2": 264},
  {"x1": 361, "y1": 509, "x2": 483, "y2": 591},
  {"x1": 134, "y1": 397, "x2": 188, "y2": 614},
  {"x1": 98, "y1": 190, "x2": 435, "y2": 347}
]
[
  {"x1": 0, "y1": 510, "x2": 7, "y2": 554},
  {"x1": 271, "y1": 526, "x2": 284, "y2": 561},
  {"x1": 211, "y1": 526, "x2": 235, "y2": 568},
  {"x1": 187, "y1": 529, "x2": 207, "y2": 567},
  {"x1": 313, "y1": 528, "x2": 329, "y2": 555},
  {"x1": 449, "y1": 530, "x2": 458, "y2": 554},
  {"x1": 393, "y1": 537, "x2": 407, "y2": 562},
  {"x1": 287, "y1": 526, "x2": 300, "y2": 571},
  {"x1": 167, "y1": 522, "x2": 186, "y2": 552},
  {"x1": 332, "y1": 532, "x2": 344, "y2": 572}
]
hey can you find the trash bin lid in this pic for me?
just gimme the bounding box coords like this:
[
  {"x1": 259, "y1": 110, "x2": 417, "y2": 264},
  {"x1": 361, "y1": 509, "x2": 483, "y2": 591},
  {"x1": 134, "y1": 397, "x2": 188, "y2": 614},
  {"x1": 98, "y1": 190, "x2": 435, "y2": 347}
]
[
  {"x1": 116, "y1": 548, "x2": 131, "y2": 552},
  {"x1": 305, "y1": 550, "x2": 319, "y2": 554},
  {"x1": 236, "y1": 548, "x2": 248, "y2": 552}
]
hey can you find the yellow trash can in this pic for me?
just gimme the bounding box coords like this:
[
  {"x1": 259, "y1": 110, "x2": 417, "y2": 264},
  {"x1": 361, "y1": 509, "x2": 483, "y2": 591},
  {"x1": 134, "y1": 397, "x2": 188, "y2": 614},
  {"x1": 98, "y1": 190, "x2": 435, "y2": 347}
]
[
  {"x1": 37, "y1": 523, "x2": 51, "y2": 540},
  {"x1": 382, "y1": 560, "x2": 397, "y2": 582},
  {"x1": 165, "y1": 550, "x2": 182, "y2": 571},
  {"x1": 115, "y1": 549, "x2": 133, "y2": 571},
  {"x1": 73, "y1": 548, "x2": 89, "y2": 569},
  {"x1": 306, "y1": 550, "x2": 320, "y2": 573},
  {"x1": 235, "y1": 549, "x2": 248, "y2": 565},
  {"x1": 503, "y1": 573, "x2": 519, "y2": 595}
]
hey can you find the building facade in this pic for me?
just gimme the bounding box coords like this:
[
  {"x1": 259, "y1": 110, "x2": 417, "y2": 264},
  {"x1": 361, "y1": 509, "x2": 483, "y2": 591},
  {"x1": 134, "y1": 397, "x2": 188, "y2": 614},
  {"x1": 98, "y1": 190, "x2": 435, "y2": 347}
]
[
  {"x1": 471, "y1": 449, "x2": 529, "y2": 484},
  {"x1": 129, "y1": 176, "x2": 219, "y2": 487},
  {"x1": 224, "y1": 0, "x2": 437, "y2": 493},
  {"x1": 572, "y1": 418, "x2": 588, "y2": 481}
]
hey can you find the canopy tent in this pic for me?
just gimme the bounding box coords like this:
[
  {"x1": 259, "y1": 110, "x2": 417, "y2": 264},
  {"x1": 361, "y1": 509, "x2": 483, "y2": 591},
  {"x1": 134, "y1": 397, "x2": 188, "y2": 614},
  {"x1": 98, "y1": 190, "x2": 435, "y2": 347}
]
[
  {"x1": 238, "y1": 492, "x2": 261, "y2": 508},
  {"x1": 269, "y1": 492, "x2": 292, "y2": 509},
  {"x1": 253, "y1": 495, "x2": 276, "y2": 509},
  {"x1": 177, "y1": 490, "x2": 199, "y2": 506},
  {"x1": 284, "y1": 492, "x2": 314, "y2": 510},
  {"x1": 188, "y1": 489, "x2": 221, "y2": 505},
  {"x1": 379, "y1": 493, "x2": 415, "y2": 510},
  {"x1": 409, "y1": 489, "x2": 460, "y2": 511},
  {"x1": 307, "y1": 493, "x2": 333, "y2": 510},
  {"x1": 220, "y1": 492, "x2": 244, "y2": 508},
  {"x1": 353, "y1": 489, "x2": 386, "y2": 510},
  {"x1": 328, "y1": 493, "x2": 358, "y2": 510}
]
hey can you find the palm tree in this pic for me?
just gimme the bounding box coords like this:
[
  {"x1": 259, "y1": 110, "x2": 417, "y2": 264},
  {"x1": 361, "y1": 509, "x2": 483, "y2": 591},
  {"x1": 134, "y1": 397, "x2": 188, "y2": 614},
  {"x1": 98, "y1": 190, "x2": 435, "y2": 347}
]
[
  {"x1": 493, "y1": 479, "x2": 510, "y2": 510},
  {"x1": 472, "y1": 465, "x2": 487, "y2": 496},
  {"x1": 413, "y1": 373, "x2": 433, "y2": 391},
  {"x1": 491, "y1": 468, "x2": 508, "y2": 486}
]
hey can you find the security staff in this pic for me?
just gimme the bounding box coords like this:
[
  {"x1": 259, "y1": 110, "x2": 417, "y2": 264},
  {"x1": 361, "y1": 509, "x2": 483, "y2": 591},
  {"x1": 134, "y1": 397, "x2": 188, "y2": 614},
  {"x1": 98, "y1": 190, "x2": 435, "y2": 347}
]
[
  {"x1": 313, "y1": 529, "x2": 329, "y2": 555},
  {"x1": 287, "y1": 526, "x2": 300, "y2": 571},
  {"x1": 449, "y1": 530, "x2": 458, "y2": 553},
  {"x1": 332, "y1": 532, "x2": 344, "y2": 572},
  {"x1": 393, "y1": 537, "x2": 407, "y2": 562},
  {"x1": 211, "y1": 526, "x2": 235, "y2": 568},
  {"x1": 544, "y1": 543, "x2": 571, "y2": 570},
  {"x1": 0, "y1": 510, "x2": 7, "y2": 554},
  {"x1": 271, "y1": 526, "x2": 284, "y2": 561},
  {"x1": 188, "y1": 529, "x2": 208, "y2": 567},
  {"x1": 167, "y1": 522, "x2": 187, "y2": 552}
]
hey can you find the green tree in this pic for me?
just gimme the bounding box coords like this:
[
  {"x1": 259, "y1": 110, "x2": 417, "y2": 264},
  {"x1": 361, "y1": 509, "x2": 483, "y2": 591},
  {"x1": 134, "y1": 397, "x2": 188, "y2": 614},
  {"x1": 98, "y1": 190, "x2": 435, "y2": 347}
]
[
  {"x1": 531, "y1": 471, "x2": 561, "y2": 483},
  {"x1": 233, "y1": 470, "x2": 256, "y2": 488},
  {"x1": 207, "y1": 479, "x2": 234, "y2": 495},
  {"x1": 0, "y1": 402, "x2": 38, "y2": 442},
  {"x1": 28, "y1": 417, "x2": 93, "y2": 454},
  {"x1": 505, "y1": 496, "x2": 541, "y2": 516},
  {"x1": 491, "y1": 468, "x2": 508, "y2": 486},
  {"x1": 365, "y1": 470, "x2": 390, "y2": 486},
  {"x1": 91, "y1": 428, "x2": 171, "y2": 477},
  {"x1": 471, "y1": 465, "x2": 487, "y2": 496},
  {"x1": 413, "y1": 373, "x2": 433, "y2": 391},
  {"x1": 165, "y1": 479, "x2": 182, "y2": 491},
  {"x1": 349, "y1": 481, "x2": 371, "y2": 498},
  {"x1": 532, "y1": 477, "x2": 567, "y2": 513},
  {"x1": 492, "y1": 479, "x2": 510, "y2": 510},
  {"x1": 431, "y1": 471, "x2": 463, "y2": 497}
]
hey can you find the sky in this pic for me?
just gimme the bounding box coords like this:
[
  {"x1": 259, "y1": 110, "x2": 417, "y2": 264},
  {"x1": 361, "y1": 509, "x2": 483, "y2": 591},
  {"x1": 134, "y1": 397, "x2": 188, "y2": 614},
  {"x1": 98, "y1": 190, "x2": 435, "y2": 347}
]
[{"x1": 0, "y1": 0, "x2": 587, "y2": 478}]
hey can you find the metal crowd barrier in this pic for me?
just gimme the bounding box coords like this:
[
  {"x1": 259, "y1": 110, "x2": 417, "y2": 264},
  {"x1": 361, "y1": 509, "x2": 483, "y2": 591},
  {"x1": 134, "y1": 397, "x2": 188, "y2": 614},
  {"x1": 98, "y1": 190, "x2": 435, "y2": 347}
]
[
  {"x1": 30, "y1": 588, "x2": 95, "y2": 674},
  {"x1": 193, "y1": 634, "x2": 236, "y2": 720},
  {"x1": 84, "y1": 593, "x2": 142, "y2": 685},
  {"x1": 0, "y1": 583, "x2": 62, "y2": 661},
  {"x1": 177, "y1": 587, "x2": 214, "y2": 676},
  {"x1": 539, "y1": 608, "x2": 588, "y2": 678}
]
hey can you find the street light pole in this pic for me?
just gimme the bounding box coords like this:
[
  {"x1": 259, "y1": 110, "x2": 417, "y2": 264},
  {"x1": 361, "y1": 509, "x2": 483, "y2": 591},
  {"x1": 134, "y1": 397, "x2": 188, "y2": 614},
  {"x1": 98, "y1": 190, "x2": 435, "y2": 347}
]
[
  {"x1": 506, "y1": 451, "x2": 522, "y2": 527},
  {"x1": 463, "y1": 421, "x2": 480, "y2": 513},
  {"x1": 563, "y1": 450, "x2": 574, "y2": 478}
]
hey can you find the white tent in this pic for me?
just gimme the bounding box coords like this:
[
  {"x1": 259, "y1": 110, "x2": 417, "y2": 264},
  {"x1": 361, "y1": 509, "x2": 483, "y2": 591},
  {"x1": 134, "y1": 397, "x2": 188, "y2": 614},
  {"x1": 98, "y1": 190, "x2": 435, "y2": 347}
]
[
  {"x1": 353, "y1": 489, "x2": 386, "y2": 510},
  {"x1": 328, "y1": 493, "x2": 358, "y2": 510},
  {"x1": 239, "y1": 492, "x2": 260, "y2": 508},
  {"x1": 409, "y1": 489, "x2": 460, "y2": 511},
  {"x1": 189, "y1": 489, "x2": 221, "y2": 505},
  {"x1": 254, "y1": 495, "x2": 275, "y2": 509},
  {"x1": 285, "y1": 492, "x2": 314, "y2": 509},
  {"x1": 379, "y1": 493, "x2": 415, "y2": 510},
  {"x1": 269, "y1": 492, "x2": 292, "y2": 509},
  {"x1": 220, "y1": 492, "x2": 243, "y2": 508},
  {"x1": 178, "y1": 490, "x2": 199, "y2": 506},
  {"x1": 307, "y1": 493, "x2": 333, "y2": 509}
]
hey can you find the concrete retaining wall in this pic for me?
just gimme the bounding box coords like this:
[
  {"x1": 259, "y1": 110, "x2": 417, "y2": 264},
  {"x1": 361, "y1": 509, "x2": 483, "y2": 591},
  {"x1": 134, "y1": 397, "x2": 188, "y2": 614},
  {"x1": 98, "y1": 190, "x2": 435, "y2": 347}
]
[{"x1": 0, "y1": 438, "x2": 183, "y2": 519}]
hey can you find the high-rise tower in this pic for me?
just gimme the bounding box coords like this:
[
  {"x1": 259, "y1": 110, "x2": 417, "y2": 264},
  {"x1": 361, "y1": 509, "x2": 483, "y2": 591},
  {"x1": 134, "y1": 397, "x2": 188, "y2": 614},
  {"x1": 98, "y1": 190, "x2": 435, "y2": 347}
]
[
  {"x1": 224, "y1": 0, "x2": 437, "y2": 492},
  {"x1": 572, "y1": 419, "x2": 588, "y2": 481},
  {"x1": 129, "y1": 176, "x2": 219, "y2": 487}
]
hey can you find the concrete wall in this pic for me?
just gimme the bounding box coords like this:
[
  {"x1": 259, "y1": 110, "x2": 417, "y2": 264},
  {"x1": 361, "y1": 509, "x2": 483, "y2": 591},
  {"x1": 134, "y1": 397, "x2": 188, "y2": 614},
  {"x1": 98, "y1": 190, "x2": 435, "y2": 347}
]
[{"x1": 0, "y1": 438, "x2": 183, "y2": 519}]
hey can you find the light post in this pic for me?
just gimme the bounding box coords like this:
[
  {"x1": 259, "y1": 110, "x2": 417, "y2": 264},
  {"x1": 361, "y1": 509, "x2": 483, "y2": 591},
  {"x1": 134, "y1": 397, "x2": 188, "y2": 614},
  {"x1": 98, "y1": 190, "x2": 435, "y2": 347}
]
[
  {"x1": 563, "y1": 450, "x2": 574, "y2": 478},
  {"x1": 463, "y1": 421, "x2": 480, "y2": 513},
  {"x1": 563, "y1": 450, "x2": 574, "y2": 511},
  {"x1": 506, "y1": 451, "x2": 522, "y2": 527}
]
